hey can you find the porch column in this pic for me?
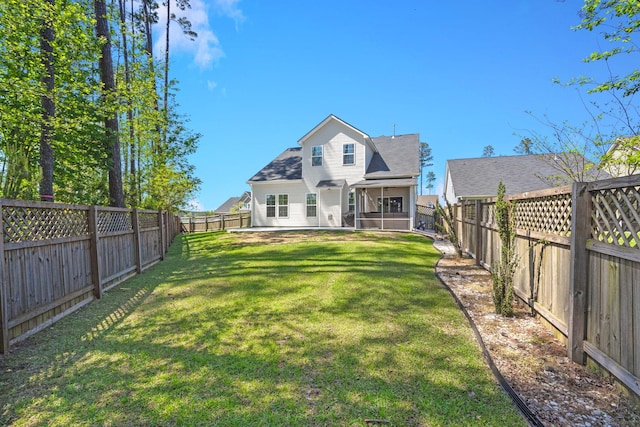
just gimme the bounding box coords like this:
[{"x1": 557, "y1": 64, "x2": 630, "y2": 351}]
[{"x1": 380, "y1": 187, "x2": 384, "y2": 230}]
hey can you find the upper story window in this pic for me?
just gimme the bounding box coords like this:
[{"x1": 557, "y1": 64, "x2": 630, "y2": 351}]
[
  {"x1": 312, "y1": 146, "x2": 323, "y2": 166},
  {"x1": 343, "y1": 143, "x2": 355, "y2": 165}
]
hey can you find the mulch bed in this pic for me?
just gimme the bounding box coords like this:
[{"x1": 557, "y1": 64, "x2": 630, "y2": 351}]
[{"x1": 433, "y1": 240, "x2": 640, "y2": 427}]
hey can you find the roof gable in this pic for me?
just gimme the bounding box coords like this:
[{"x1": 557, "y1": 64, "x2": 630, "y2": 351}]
[{"x1": 297, "y1": 114, "x2": 370, "y2": 146}]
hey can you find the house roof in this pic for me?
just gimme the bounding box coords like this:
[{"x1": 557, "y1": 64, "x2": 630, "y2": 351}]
[
  {"x1": 215, "y1": 191, "x2": 251, "y2": 213},
  {"x1": 365, "y1": 134, "x2": 420, "y2": 179},
  {"x1": 417, "y1": 195, "x2": 439, "y2": 206},
  {"x1": 248, "y1": 147, "x2": 302, "y2": 182},
  {"x1": 445, "y1": 154, "x2": 595, "y2": 199},
  {"x1": 317, "y1": 179, "x2": 346, "y2": 188},
  {"x1": 351, "y1": 177, "x2": 417, "y2": 188}
]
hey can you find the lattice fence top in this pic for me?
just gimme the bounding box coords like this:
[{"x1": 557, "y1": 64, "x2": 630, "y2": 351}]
[
  {"x1": 139, "y1": 212, "x2": 159, "y2": 229},
  {"x1": 97, "y1": 210, "x2": 132, "y2": 234},
  {"x1": 513, "y1": 193, "x2": 572, "y2": 236},
  {"x1": 591, "y1": 186, "x2": 640, "y2": 249},
  {"x1": 481, "y1": 202, "x2": 496, "y2": 226},
  {"x1": 416, "y1": 205, "x2": 435, "y2": 216},
  {"x1": 3, "y1": 205, "x2": 89, "y2": 243}
]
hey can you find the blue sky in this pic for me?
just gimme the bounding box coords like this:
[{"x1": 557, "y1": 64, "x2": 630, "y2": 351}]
[{"x1": 158, "y1": 0, "x2": 631, "y2": 211}]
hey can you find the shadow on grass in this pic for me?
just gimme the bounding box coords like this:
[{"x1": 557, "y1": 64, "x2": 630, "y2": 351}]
[{"x1": 0, "y1": 231, "x2": 525, "y2": 426}]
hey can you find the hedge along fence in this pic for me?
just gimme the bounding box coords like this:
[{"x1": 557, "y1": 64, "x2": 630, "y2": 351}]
[
  {"x1": 450, "y1": 174, "x2": 640, "y2": 397},
  {"x1": 0, "y1": 199, "x2": 182, "y2": 353}
]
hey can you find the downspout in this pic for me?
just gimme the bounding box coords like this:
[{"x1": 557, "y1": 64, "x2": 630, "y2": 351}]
[{"x1": 318, "y1": 190, "x2": 321, "y2": 227}]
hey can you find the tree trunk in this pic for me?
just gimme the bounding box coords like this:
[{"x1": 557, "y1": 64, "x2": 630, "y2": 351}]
[
  {"x1": 94, "y1": 0, "x2": 125, "y2": 207},
  {"x1": 39, "y1": 0, "x2": 55, "y2": 202},
  {"x1": 119, "y1": 0, "x2": 137, "y2": 207}
]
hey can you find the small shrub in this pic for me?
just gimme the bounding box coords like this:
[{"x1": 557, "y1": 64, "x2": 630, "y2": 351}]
[{"x1": 492, "y1": 181, "x2": 518, "y2": 317}]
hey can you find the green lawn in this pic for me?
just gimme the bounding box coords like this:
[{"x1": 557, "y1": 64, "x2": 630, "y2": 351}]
[{"x1": 0, "y1": 231, "x2": 525, "y2": 426}]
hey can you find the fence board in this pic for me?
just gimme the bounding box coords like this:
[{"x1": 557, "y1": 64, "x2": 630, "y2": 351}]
[
  {"x1": 452, "y1": 174, "x2": 640, "y2": 396},
  {"x1": 0, "y1": 200, "x2": 181, "y2": 350}
]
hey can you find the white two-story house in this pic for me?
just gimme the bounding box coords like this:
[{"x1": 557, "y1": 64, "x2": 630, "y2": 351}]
[{"x1": 248, "y1": 115, "x2": 420, "y2": 230}]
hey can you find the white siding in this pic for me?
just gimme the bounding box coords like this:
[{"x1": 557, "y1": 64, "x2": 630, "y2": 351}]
[
  {"x1": 251, "y1": 181, "x2": 321, "y2": 227},
  {"x1": 319, "y1": 188, "x2": 343, "y2": 227},
  {"x1": 443, "y1": 169, "x2": 456, "y2": 203},
  {"x1": 301, "y1": 119, "x2": 368, "y2": 189}
]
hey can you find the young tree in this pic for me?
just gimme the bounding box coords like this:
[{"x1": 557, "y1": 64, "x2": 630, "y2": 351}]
[
  {"x1": 513, "y1": 137, "x2": 533, "y2": 155},
  {"x1": 425, "y1": 171, "x2": 436, "y2": 194},
  {"x1": 419, "y1": 142, "x2": 433, "y2": 195},
  {"x1": 482, "y1": 145, "x2": 495, "y2": 157},
  {"x1": 492, "y1": 181, "x2": 517, "y2": 317}
]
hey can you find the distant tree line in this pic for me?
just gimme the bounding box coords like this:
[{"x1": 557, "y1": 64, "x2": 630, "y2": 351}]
[{"x1": 0, "y1": 0, "x2": 201, "y2": 211}]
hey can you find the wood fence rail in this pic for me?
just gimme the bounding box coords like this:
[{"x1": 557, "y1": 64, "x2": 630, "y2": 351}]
[
  {"x1": 450, "y1": 174, "x2": 640, "y2": 397},
  {"x1": 180, "y1": 212, "x2": 251, "y2": 232},
  {"x1": 0, "y1": 199, "x2": 181, "y2": 353}
]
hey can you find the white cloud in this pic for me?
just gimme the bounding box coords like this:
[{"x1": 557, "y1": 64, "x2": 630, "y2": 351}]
[
  {"x1": 213, "y1": 0, "x2": 245, "y2": 29},
  {"x1": 154, "y1": 0, "x2": 243, "y2": 70},
  {"x1": 207, "y1": 80, "x2": 218, "y2": 91}
]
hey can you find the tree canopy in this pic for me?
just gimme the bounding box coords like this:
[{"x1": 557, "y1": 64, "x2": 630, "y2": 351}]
[{"x1": 0, "y1": 0, "x2": 201, "y2": 211}]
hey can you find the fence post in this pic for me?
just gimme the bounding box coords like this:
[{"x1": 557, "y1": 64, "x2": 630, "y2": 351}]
[
  {"x1": 569, "y1": 182, "x2": 590, "y2": 364},
  {"x1": 0, "y1": 201, "x2": 9, "y2": 353},
  {"x1": 221, "y1": 214, "x2": 225, "y2": 231},
  {"x1": 159, "y1": 210, "x2": 165, "y2": 260},
  {"x1": 88, "y1": 205, "x2": 103, "y2": 299},
  {"x1": 475, "y1": 200, "x2": 482, "y2": 266},
  {"x1": 132, "y1": 209, "x2": 142, "y2": 273}
]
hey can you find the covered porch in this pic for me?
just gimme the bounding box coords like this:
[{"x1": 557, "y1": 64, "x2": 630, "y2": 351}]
[{"x1": 350, "y1": 178, "x2": 417, "y2": 230}]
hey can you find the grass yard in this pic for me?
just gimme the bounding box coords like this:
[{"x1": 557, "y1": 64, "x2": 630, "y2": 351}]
[{"x1": 0, "y1": 231, "x2": 525, "y2": 426}]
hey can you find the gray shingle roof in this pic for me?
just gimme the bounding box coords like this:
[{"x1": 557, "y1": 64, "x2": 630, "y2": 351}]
[
  {"x1": 214, "y1": 191, "x2": 251, "y2": 213},
  {"x1": 248, "y1": 147, "x2": 302, "y2": 182},
  {"x1": 365, "y1": 134, "x2": 420, "y2": 178},
  {"x1": 445, "y1": 154, "x2": 606, "y2": 199}
]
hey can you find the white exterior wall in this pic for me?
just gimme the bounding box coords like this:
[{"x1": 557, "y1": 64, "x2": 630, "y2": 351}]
[
  {"x1": 443, "y1": 168, "x2": 456, "y2": 203},
  {"x1": 251, "y1": 181, "x2": 322, "y2": 227},
  {"x1": 300, "y1": 120, "x2": 368, "y2": 189}
]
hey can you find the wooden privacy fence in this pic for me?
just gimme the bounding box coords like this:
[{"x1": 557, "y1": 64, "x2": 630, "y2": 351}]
[
  {"x1": 181, "y1": 212, "x2": 251, "y2": 232},
  {"x1": 451, "y1": 174, "x2": 640, "y2": 396},
  {"x1": 0, "y1": 199, "x2": 182, "y2": 353}
]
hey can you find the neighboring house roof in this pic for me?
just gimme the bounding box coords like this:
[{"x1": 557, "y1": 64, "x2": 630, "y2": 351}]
[
  {"x1": 445, "y1": 154, "x2": 605, "y2": 200},
  {"x1": 248, "y1": 147, "x2": 302, "y2": 182},
  {"x1": 365, "y1": 134, "x2": 420, "y2": 179},
  {"x1": 215, "y1": 191, "x2": 251, "y2": 213},
  {"x1": 417, "y1": 195, "x2": 439, "y2": 207}
]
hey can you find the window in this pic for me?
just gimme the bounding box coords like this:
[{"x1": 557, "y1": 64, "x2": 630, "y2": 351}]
[
  {"x1": 312, "y1": 146, "x2": 323, "y2": 166},
  {"x1": 343, "y1": 143, "x2": 355, "y2": 165},
  {"x1": 278, "y1": 194, "x2": 289, "y2": 217},
  {"x1": 348, "y1": 191, "x2": 355, "y2": 212},
  {"x1": 266, "y1": 194, "x2": 276, "y2": 217},
  {"x1": 306, "y1": 193, "x2": 317, "y2": 217},
  {"x1": 267, "y1": 194, "x2": 288, "y2": 217},
  {"x1": 377, "y1": 196, "x2": 403, "y2": 213}
]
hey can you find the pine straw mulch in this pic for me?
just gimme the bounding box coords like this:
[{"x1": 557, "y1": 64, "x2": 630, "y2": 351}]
[{"x1": 434, "y1": 244, "x2": 640, "y2": 427}]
